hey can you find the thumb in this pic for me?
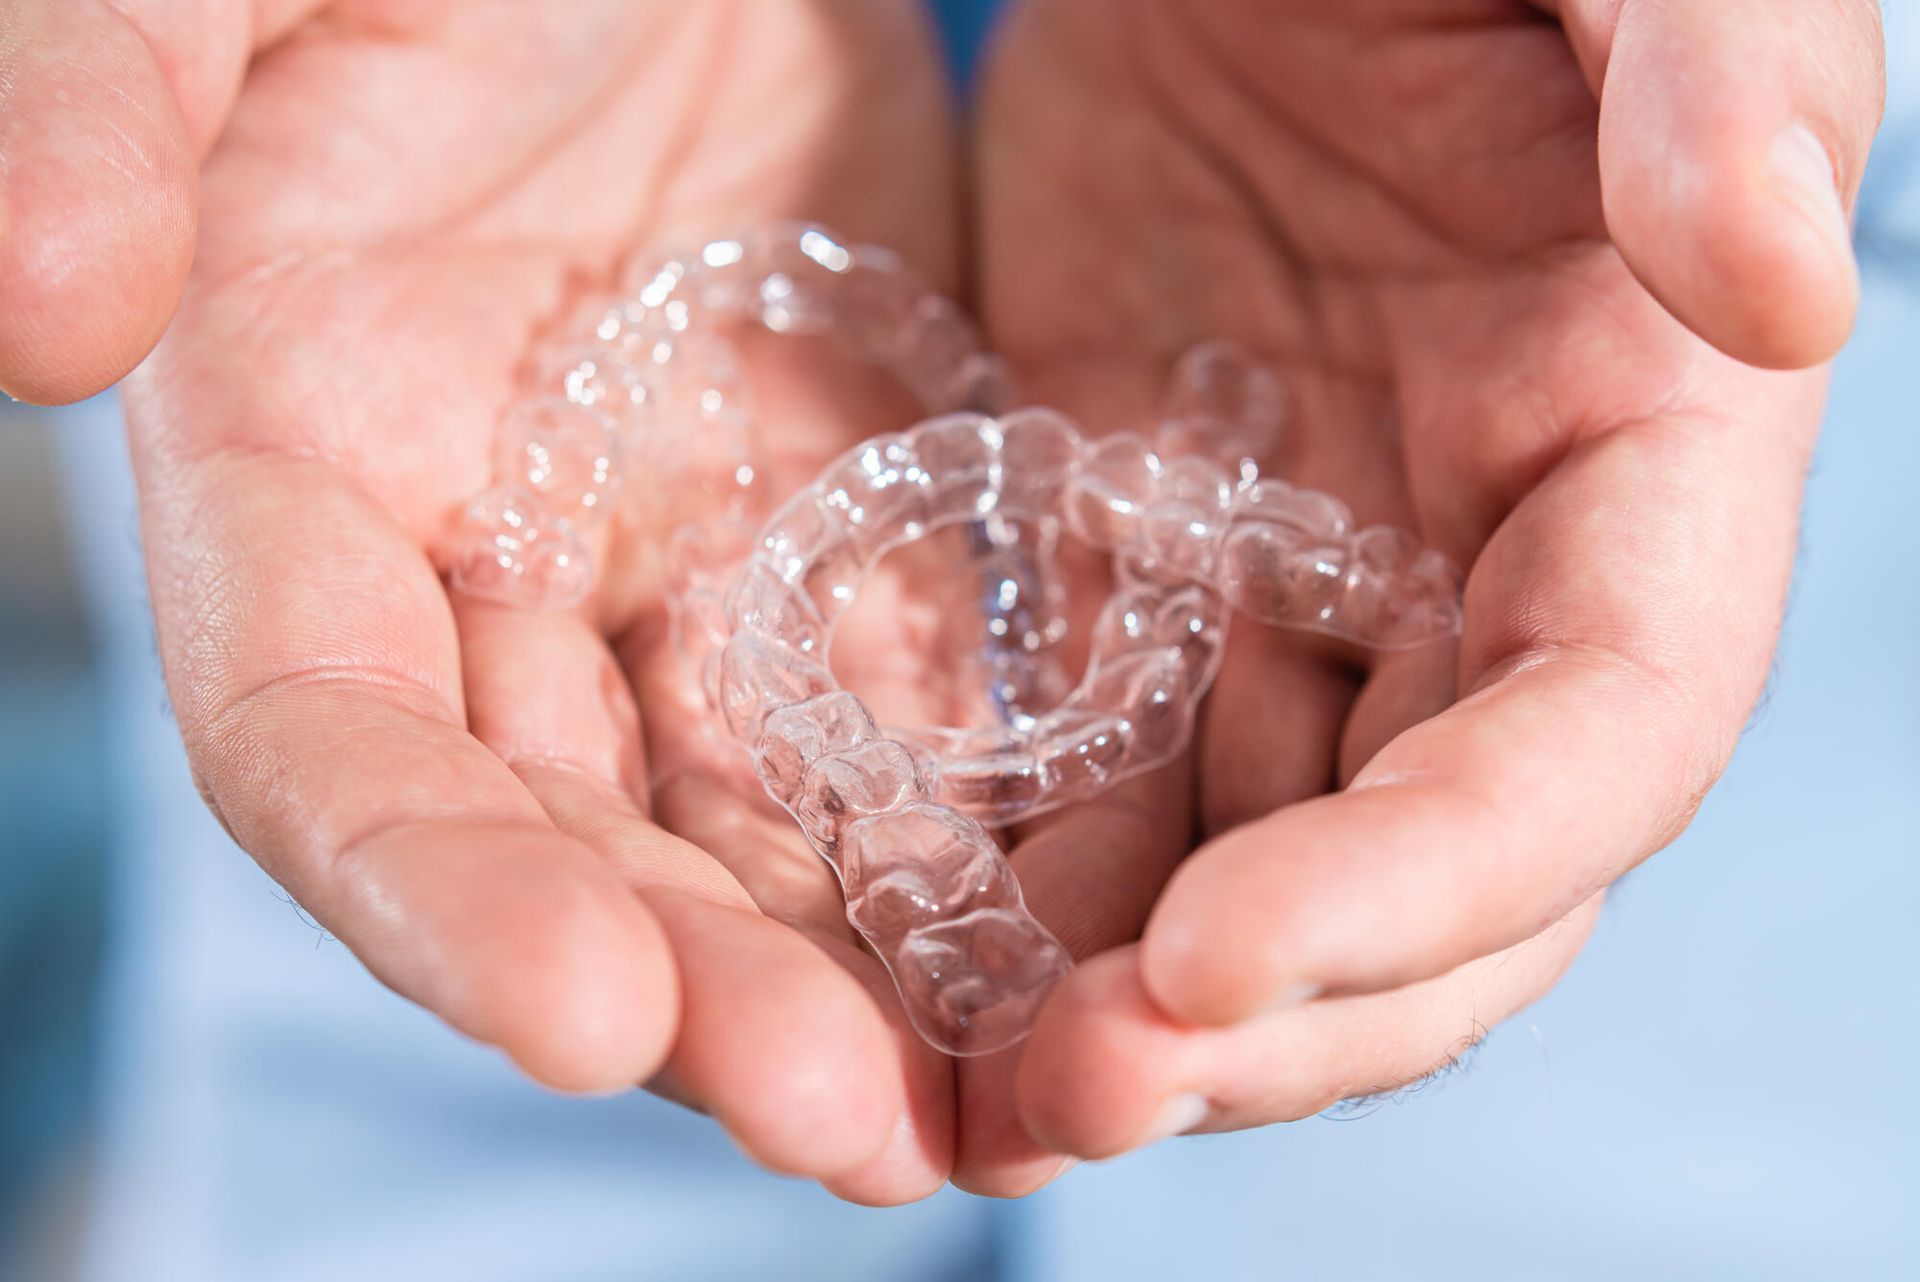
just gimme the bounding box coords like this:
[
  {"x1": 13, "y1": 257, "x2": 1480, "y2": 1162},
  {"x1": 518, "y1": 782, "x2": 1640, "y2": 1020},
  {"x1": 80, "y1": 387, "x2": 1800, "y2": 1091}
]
[
  {"x1": 0, "y1": 0, "x2": 305, "y2": 404},
  {"x1": 1555, "y1": 0, "x2": 1886, "y2": 370}
]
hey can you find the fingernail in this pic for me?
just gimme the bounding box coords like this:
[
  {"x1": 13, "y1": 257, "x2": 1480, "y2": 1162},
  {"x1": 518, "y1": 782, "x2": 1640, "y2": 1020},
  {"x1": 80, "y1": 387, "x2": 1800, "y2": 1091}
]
[
  {"x1": 1131, "y1": 1092, "x2": 1210, "y2": 1149},
  {"x1": 1768, "y1": 125, "x2": 1851, "y2": 253}
]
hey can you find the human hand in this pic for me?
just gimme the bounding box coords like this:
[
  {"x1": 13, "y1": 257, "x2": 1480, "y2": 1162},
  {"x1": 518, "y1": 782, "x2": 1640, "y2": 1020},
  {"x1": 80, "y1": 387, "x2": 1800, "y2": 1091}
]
[
  {"x1": 955, "y1": 0, "x2": 1884, "y2": 1189},
  {"x1": 1, "y1": 0, "x2": 987, "y2": 1203}
]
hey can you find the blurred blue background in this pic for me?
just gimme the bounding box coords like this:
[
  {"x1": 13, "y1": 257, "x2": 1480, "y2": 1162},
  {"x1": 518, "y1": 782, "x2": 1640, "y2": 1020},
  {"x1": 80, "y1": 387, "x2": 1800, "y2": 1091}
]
[{"x1": 1, "y1": 1, "x2": 1915, "y2": 1278}]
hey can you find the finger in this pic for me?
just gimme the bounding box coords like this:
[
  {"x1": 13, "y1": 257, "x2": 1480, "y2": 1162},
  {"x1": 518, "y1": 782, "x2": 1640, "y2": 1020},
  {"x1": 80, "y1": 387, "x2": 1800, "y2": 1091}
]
[
  {"x1": 1336, "y1": 640, "x2": 1458, "y2": 787},
  {"x1": 0, "y1": 0, "x2": 338, "y2": 403},
  {"x1": 644, "y1": 889, "x2": 917, "y2": 1183},
  {"x1": 0, "y1": 0, "x2": 197, "y2": 402},
  {"x1": 1007, "y1": 763, "x2": 1195, "y2": 960},
  {"x1": 817, "y1": 974, "x2": 960, "y2": 1208},
  {"x1": 455, "y1": 600, "x2": 944, "y2": 1192},
  {"x1": 617, "y1": 641, "x2": 956, "y2": 1199},
  {"x1": 134, "y1": 441, "x2": 678, "y2": 1093},
  {"x1": 1019, "y1": 896, "x2": 1601, "y2": 1160},
  {"x1": 1197, "y1": 625, "x2": 1357, "y2": 837},
  {"x1": 524, "y1": 764, "x2": 940, "y2": 1190},
  {"x1": 1548, "y1": 0, "x2": 1886, "y2": 368},
  {"x1": 950, "y1": 764, "x2": 1193, "y2": 1197},
  {"x1": 628, "y1": 697, "x2": 958, "y2": 1199},
  {"x1": 623, "y1": 619, "x2": 855, "y2": 929},
  {"x1": 1144, "y1": 401, "x2": 1810, "y2": 1025}
]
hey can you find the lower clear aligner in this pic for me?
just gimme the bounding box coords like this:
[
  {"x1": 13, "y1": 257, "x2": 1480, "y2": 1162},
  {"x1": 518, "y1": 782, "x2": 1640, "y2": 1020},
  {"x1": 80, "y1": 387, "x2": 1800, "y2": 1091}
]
[{"x1": 442, "y1": 223, "x2": 1464, "y2": 1056}]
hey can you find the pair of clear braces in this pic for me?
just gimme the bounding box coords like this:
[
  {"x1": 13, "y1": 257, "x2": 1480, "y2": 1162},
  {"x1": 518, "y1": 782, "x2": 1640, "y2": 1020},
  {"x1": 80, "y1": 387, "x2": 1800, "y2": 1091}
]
[{"x1": 444, "y1": 224, "x2": 1462, "y2": 1055}]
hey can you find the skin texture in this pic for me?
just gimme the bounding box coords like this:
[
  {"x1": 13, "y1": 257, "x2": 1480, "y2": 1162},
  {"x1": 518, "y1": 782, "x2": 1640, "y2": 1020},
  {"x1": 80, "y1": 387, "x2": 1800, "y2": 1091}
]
[
  {"x1": 962, "y1": 0, "x2": 1885, "y2": 1187},
  {"x1": 6, "y1": 0, "x2": 984, "y2": 1205},
  {"x1": 0, "y1": 0, "x2": 1887, "y2": 1203}
]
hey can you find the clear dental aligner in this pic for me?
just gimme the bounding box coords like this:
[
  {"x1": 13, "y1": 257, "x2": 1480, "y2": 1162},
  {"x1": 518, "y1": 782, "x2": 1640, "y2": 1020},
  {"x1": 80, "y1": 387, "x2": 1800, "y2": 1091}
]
[
  {"x1": 717, "y1": 404, "x2": 1464, "y2": 824},
  {"x1": 441, "y1": 224, "x2": 1464, "y2": 1056}
]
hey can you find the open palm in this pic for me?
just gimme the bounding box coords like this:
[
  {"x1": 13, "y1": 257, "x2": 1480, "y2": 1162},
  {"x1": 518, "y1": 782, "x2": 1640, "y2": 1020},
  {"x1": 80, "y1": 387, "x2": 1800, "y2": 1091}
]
[
  {"x1": 958, "y1": 0, "x2": 1883, "y2": 1187},
  {"x1": 0, "y1": 0, "x2": 1015, "y2": 1204}
]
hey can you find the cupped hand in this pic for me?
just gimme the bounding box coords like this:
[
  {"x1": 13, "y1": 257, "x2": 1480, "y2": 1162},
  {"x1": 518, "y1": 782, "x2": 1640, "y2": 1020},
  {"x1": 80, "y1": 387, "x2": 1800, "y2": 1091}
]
[
  {"x1": 956, "y1": 0, "x2": 1884, "y2": 1190},
  {"x1": 1, "y1": 0, "x2": 986, "y2": 1204},
  {"x1": 4, "y1": 0, "x2": 1888, "y2": 1206}
]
